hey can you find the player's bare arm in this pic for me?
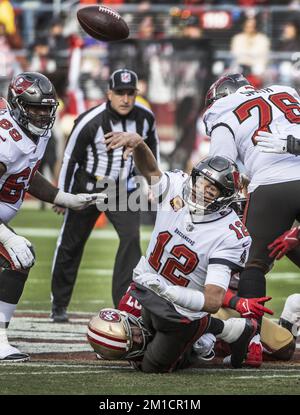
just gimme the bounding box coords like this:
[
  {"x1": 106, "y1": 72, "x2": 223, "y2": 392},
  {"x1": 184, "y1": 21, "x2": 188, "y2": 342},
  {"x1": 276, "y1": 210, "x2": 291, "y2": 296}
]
[
  {"x1": 203, "y1": 284, "x2": 226, "y2": 314},
  {"x1": 28, "y1": 171, "x2": 59, "y2": 203},
  {"x1": 104, "y1": 131, "x2": 162, "y2": 184}
]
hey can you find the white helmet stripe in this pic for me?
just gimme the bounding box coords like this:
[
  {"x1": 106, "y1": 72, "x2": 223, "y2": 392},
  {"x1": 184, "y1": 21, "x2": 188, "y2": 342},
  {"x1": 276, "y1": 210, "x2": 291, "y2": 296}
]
[{"x1": 87, "y1": 329, "x2": 127, "y2": 351}]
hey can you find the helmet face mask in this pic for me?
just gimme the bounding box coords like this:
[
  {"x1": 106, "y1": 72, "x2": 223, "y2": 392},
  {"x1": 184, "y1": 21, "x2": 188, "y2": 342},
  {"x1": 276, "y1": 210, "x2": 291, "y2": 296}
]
[
  {"x1": 7, "y1": 72, "x2": 59, "y2": 137},
  {"x1": 230, "y1": 196, "x2": 247, "y2": 220},
  {"x1": 205, "y1": 73, "x2": 250, "y2": 110},
  {"x1": 183, "y1": 156, "x2": 240, "y2": 215},
  {"x1": 87, "y1": 308, "x2": 151, "y2": 360}
]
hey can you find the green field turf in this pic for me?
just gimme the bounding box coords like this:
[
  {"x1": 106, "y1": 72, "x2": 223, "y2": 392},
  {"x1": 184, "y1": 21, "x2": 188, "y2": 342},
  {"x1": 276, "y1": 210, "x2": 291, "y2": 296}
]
[
  {"x1": 1, "y1": 207, "x2": 299, "y2": 396},
  {"x1": 10, "y1": 208, "x2": 300, "y2": 316}
]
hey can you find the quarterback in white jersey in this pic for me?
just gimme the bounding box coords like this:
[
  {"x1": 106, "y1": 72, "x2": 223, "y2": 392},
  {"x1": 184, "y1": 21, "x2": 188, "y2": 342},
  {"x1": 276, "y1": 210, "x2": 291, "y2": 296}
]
[
  {"x1": 0, "y1": 72, "x2": 106, "y2": 363},
  {"x1": 133, "y1": 169, "x2": 250, "y2": 321},
  {"x1": 203, "y1": 73, "x2": 300, "y2": 367},
  {"x1": 104, "y1": 131, "x2": 257, "y2": 372}
]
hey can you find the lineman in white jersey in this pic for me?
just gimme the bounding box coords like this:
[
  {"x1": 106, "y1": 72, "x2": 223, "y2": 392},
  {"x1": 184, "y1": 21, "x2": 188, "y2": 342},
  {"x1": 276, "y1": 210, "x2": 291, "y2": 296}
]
[
  {"x1": 0, "y1": 72, "x2": 106, "y2": 362},
  {"x1": 104, "y1": 130, "x2": 257, "y2": 372},
  {"x1": 204, "y1": 73, "x2": 300, "y2": 366}
]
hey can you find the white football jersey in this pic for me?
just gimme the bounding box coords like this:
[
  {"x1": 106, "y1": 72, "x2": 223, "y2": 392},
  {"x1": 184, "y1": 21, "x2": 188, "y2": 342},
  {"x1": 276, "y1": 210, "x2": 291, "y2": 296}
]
[
  {"x1": 204, "y1": 85, "x2": 300, "y2": 192},
  {"x1": 0, "y1": 99, "x2": 50, "y2": 222},
  {"x1": 133, "y1": 171, "x2": 251, "y2": 320}
]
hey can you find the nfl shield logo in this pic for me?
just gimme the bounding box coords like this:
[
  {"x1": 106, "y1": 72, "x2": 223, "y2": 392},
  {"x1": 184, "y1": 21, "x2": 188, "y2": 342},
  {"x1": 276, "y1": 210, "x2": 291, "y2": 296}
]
[
  {"x1": 186, "y1": 224, "x2": 194, "y2": 232},
  {"x1": 121, "y1": 72, "x2": 131, "y2": 83}
]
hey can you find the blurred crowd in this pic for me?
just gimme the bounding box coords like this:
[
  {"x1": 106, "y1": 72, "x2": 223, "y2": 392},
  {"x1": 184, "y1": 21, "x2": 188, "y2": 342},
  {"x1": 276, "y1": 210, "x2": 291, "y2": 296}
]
[{"x1": 1, "y1": 0, "x2": 300, "y2": 177}]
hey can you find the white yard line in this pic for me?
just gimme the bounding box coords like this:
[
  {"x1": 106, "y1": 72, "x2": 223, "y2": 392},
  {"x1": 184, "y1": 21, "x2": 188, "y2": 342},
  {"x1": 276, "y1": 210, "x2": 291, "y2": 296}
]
[
  {"x1": 19, "y1": 299, "x2": 105, "y2": 304},
  {"x1": 14, "y1": 310, "x2": 95, "y2": 315},
  {"x1": 268, "y1": 273, "x2": 300, "y2": 280},
  {"x1": 0, "y1": 362, "x2": 128, "y2": 368},
  {"x1": 1, "y1": 366, "x2": 300, "y2": 375},
  {"x1": 1, "y1": 369, "x2": 131, "y2": 374},
  {"x1": 233, "y1": 374, "x2": 300, "y2": 379}
]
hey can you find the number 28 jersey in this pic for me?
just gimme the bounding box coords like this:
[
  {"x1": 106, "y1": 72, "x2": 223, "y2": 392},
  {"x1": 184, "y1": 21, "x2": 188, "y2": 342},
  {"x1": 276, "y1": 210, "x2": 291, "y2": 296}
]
[
  {"x1": 133, "y1": 171, "x2": 251, "y2": 320},
  {"x1": 0, "y1": 100, "x2": 50, "y2": 222},
  {"x1": 204, "y1": 85, "x2": 300, "y2": 192}
]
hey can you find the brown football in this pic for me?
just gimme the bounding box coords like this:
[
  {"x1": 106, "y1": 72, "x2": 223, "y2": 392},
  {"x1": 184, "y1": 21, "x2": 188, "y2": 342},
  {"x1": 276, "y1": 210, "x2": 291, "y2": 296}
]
[{"x1": 77, "y1": 5, "x2": 129, "y2": 42}]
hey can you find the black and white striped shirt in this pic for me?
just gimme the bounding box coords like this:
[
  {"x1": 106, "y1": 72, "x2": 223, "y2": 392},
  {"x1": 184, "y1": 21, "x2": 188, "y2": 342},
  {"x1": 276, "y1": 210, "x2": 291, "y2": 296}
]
[{"x1": 58, "y1": 101, "x2": 159, "y2": 193}]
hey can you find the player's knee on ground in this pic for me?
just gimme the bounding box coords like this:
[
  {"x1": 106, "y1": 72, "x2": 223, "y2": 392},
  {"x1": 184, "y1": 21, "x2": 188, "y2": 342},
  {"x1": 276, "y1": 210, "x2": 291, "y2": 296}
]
[
  {"x1": 268, "y1": 338, "x2": 296, "y2": 361},
  {"x1": 140, "y1": 341, "x2": 171, "y2": 373}
]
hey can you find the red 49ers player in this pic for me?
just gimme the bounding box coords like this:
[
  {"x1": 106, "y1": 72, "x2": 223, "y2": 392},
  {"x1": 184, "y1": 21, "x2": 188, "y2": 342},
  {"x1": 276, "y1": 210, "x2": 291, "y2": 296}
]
[
  {"x1": 104, "y1": 131, "x2": 258, "y2": 372},
  {"x1": 204, "y1": 73, "x2": 300, "y2": 366},
  {"x1": 118, "y1": 283, "x2": 296, "y2": 366},
  {"x1": 0, "y1": 72, "x2": 106, "y2": 362}
]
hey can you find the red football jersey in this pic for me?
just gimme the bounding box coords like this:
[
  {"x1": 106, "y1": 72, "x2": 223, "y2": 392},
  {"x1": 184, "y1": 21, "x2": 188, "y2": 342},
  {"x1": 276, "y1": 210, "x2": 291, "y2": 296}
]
[{"x1": 118, "y1": 283, "x2": 142, "y2": 318}]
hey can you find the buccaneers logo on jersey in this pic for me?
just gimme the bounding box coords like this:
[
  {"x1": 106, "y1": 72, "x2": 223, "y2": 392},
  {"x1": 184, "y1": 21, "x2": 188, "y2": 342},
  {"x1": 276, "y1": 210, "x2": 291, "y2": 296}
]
[{"x1": 170, "y1": 196, "x2": 185, "y2": 212}]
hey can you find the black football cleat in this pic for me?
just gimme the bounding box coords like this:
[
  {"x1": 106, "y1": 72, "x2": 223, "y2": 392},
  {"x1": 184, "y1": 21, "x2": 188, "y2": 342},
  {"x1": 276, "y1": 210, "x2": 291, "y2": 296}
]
[
  {"x1": 225, "y1": 318, "x2": 258, "y2": 368},
  {"x1": 50, "y1": 306, "x2": 69, "y2": 323},
  {"x1": 0, "y1": 345, "x2": 30, "y2": 362}
]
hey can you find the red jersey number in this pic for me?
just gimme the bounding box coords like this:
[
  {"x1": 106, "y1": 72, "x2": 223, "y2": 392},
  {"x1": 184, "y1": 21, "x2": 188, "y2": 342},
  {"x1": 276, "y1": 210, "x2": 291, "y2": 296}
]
[
  {"x1": 0, "y1": 161, "x2": 41, "y2": 204},
  {"x1": 0, "y1": 118, "x2": 22, "y2": 142},
  {"x1": 234, "y1": 97, "x2": 272, "y2": 145},
  {"x1": 229, "y1": 221, "x2": 250, "y2": 240},
  {"x1": 148, "y1": 231, "x2": 199, "y2": 287},
  {"x1": 234, "y1": 91, "x2": 300, "y2": 144},
  {"x1": 0, "y1": 167, "x2": 31, "y2": 203}
]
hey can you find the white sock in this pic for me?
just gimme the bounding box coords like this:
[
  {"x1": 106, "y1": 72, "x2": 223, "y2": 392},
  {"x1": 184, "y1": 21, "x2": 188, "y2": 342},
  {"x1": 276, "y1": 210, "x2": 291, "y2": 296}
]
[
  {"x1": 281, "y1": 294, "x2": 300, "y2": 325},
  {"x1": 0, "y1": 328, "x2": 9, "y2": 345},
  {"x1": 0, "y1": 300, "x2": 17, "y2": 324},
  {"x1": 217, "y1": 318, "x2": 246, "y2": 343},
  {"x1": 249, "y1": 333, "x2": 261, "y2": 345}
]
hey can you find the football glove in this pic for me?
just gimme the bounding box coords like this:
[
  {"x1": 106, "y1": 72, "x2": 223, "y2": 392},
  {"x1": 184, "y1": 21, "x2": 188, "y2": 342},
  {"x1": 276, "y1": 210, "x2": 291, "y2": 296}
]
[
  {"x1": 255, "y1": 131, "x2": 288, "y2": 153},
  {"x1": 223, "y1": 289, "x2": 273, "y2": 319},
  {"x1": 255, "y1": 123, "x2": 288, "y2": 154},
  {"x1": 268, "y1": 227, "x2": 300, "y2": 260},
  {"x1": 0, "y1": 224, "x2": 34, "y2": 270},
  {"x1": 193, "y1": 333, "x2": 216, "y2": 361},
  {"x1": 54, "y1": 190, "x2": 107, "y2": 210}
]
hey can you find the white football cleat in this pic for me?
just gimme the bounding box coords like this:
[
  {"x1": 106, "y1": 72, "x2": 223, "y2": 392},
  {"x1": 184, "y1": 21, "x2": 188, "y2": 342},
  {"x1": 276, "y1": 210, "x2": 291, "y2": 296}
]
[{"x1": 0, "y1": 344, "x2": 30, "y2": 362}]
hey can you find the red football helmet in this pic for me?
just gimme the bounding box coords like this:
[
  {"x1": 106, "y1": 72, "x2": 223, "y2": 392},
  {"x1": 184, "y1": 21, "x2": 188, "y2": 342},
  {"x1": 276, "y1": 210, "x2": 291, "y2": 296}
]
[{"x1": 205, "y1": 73, "x2": 250, "y2": 110}]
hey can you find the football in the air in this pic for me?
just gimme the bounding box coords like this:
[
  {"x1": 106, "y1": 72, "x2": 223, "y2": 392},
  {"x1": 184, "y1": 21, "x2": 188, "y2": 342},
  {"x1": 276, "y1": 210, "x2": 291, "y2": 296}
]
[{"x1": 77, "y1": 5, "x2": 129, "y2": 42}]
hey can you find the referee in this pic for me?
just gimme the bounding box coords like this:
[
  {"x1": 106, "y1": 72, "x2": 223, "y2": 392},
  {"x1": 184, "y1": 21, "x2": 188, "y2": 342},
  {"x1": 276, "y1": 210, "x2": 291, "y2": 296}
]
[{"x1": 50, "y1": 69, "x2": 159, "y2": 322}]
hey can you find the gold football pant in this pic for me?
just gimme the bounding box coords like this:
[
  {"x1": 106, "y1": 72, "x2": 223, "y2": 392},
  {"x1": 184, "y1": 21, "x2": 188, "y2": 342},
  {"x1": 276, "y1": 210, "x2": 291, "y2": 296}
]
[{"x1": 214, "y1": 308, "x2": 295, "y2": 360}]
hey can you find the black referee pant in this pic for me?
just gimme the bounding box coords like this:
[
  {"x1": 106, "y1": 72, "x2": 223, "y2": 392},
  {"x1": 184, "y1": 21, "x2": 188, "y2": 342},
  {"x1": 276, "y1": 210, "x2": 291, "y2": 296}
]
[{"x1": 51, "y1": 204, "x2": 141, "y2": 308}]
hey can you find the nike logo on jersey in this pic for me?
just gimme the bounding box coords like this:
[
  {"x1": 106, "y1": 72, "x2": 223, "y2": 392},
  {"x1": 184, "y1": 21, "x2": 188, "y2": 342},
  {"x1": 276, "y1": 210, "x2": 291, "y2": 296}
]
[{"x1": 242, "y1": 241, "x2": 251, "y2": 247}]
